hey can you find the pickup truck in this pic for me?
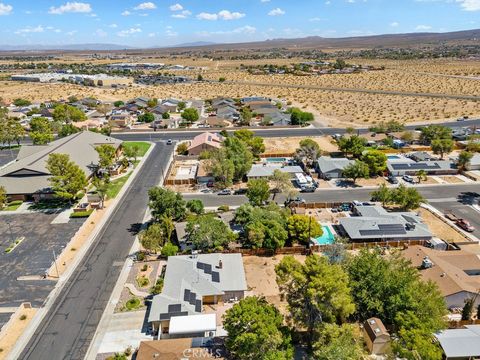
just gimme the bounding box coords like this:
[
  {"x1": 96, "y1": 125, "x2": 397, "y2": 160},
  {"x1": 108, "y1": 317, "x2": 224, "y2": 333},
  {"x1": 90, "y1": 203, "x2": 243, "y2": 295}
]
[{"x1": 445, "y1": 212, "x2": 475, "y2": 232}]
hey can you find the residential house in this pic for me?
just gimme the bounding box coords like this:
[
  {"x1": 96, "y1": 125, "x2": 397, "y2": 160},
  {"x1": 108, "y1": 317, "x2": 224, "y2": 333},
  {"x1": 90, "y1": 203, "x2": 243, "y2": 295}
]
[
  {"x1": 247, "y1": 164, "x2": 302, "y2": 180},
  {"x1": 0, "y1": 131, "x2": 122, "y2": 201},
  {"x1": 211, "y1": 98, "x2": 235, "y2": 110},
  {"x1": 402, "y1": 246, "x2": 480, "y2": 308},
  {"x1": 435, "y1": 325, "x2": 480, "y2": 360},
  {"x1": 161, "y1": 98, "x2": 189, "y2": 113},
  {"x1": 338, "y1": 204, "x2": 432, "y2": 242},
  {"x1": 148, "y1": 253, "x2": 247, "y2": 338},
  {"x1": 188, "y1": 132, "x2": 224, "y2": 156},
  {"x1": 363, "y1": 318, "x2": 391, "y2": 355},
  {"x1": 387, "y1": 159, "x2": 457, "y2": 176},
  {"x1": 136, "y1": 338, "x2": 222, "y2": 360},
  {"x1": 130, "y1": 97, "x2": 150, "y2": 108},
  {"x1": 358, "y1": 132, "x2": 389, "y2": 146},
  {"x1": 315, "y1": 157, "x2": 355, "y2": 179},
  {"x1": 109, "y1": 112, "x2": 133, "y2": 128},
  {"x1": 468, "y1": 153, "x2": 480, "y2": 170},
  {"x1": 408, "y1": 151, "x2": 435, "y2": 162},
  {"x1": 241, "y1": 96, "x2": 269, "y2": 104},
  {"x1": 216, "y1": 105, "x2": 239, "y2": 121},
  {"x1": 196, "y1": 160, "x2": 215, "y2": 184}
]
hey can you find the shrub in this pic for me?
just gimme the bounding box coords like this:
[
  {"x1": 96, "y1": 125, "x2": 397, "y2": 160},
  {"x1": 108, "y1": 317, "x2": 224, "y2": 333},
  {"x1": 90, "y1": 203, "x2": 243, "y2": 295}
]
[
  {"x1": 218, "y1": 205, "x2": 230, "y2": 212},
  {"x1": 125, "y1": 297, "x2": 141, "y2": 311},
  {"x1": 161, "y1": 242, "x2": 178, "y2": 257},
  {"x1": 19, "y1": 314, "x2": 27, "y2": 321},
  {"x1": 70, "y1": 210, "x2": 93, "y2": 218},
  {"x1": 141, "y1": 264, "x2": 148, "y2": 271},
  {"x1": 136, "y1": 251, "x2": 146, "y2": 261},
  {"x1": 136, "y1": 276, "x2": 149, "y2": 288},
  {"x1": 150, "y1": 278, "x2": 164, "y2": 295},
  {"x1": 9, "y1": 200, "x2": 23, "y2": 206}
]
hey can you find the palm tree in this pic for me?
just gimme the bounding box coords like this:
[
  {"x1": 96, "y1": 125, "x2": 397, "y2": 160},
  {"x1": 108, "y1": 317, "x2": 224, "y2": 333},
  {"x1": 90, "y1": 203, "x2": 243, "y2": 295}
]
[
  {"x1": 457, "y1": 151, "x2": 473, "y2": 172},
  {"x1": 416, "y1": 170, "x2": 427, "y2": 184}
]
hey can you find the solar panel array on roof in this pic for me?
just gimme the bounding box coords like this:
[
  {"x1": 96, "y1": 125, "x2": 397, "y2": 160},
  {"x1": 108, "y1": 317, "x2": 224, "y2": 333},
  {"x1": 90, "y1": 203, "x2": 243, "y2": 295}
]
[
  {"x1": 197, "y1": 261, "x2": 217, "y2": 280},
  {"x1": 195, "y1": 299, "x2": 202, "y2": 312},
  {"x1": 168, "y1": 304, "x2": 182, "y2": 312},
  {"x1": 391, "y1": 163, "x2": 441, "y2": 170},
  {"x1": 184, "y1": 289, "x2": 190, "y2": 301},
  {"x1": 211, "y1": 271, "x2": 220, "y2": 283},
  {"x1": 359, "y1": 226, "x2": 407, "y2": 237},
  {"x1": 159, "y1": 311, "x2": 188, "y2": 320}
]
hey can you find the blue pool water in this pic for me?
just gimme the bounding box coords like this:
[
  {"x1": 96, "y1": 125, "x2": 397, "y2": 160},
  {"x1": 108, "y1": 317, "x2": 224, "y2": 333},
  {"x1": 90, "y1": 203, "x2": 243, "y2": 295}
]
[
  {"x1": 266, "y1": 157, "x2": 287, "y2": 163},
  {"x1": 312, "y1": 226, "x2": 335, "y2": 246},
  {"x1": 387, "y1": 155, "x2": 401, "y2": 160}
]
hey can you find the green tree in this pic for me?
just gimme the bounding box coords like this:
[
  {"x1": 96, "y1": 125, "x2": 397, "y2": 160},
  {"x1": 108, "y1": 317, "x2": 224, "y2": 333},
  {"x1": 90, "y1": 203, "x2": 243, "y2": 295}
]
[
  {"x1": 148, "y1": 187, "x2": 186, "y2": 221},
  {"x1": 208, "y1": 148, "x2": 235, "y2": 187},
  {"x1": 46, "y1": 153, "x2": 88, "y2": 201},
  {"x1": 295, "y1": 138, "x2": 321, "y2": 166},
  {"x1": 162, "y1": 112, "x2": 170, "y2": 119},
  {"x1": 123, "y1": 144, "x2": 140, "y2": 162},
  {"x1": 462, "y1": 298, "x2": 474, "y2": 321},
  {"x1": 342, "y1": 160, "x2": 369, "y2": 184},
  {"x1": 13, "y1": 98, "x2": 31, "y2": 107},
  {"x1": 186, "y1": 213, "x2": 236, "y2": 251},
  {"x1": 96, "y1": 144, "x2": 117, "y2": 170},
  {"x1": 337, "y1": 135, "x2": 367, "y2": 158},
  {"x1": 431, "y1": 138, "x2": 454, "y2": 159},
  {"x1": 392, "y1": 184, "x2": 425, "y2": 210},
  {"x1": 0, "y1": 186, "x2": 7, "y2": 209},
  {"x1": 224, "y1": 136, "x2": 253, "y2": 181},
  {"x1": 289, "y1": 108, "x2": 314, "y2": 126},
  {"x1": 270, "y1": 169, "x2": 293, "y2": 195},
  {"x1": 234, "y1": 129, "x2": 265, "y2": 158},
  {"x1": 371, "y1": 184, "x2": 392, "y2": 206},
  {"x1": 139, "y1": 223, "x2": 164, "y2": 253},
  {"x1": 361, "y1": 150, "x2": 387, "y2": 176},
  {"x1": 113, "y1": 100, "x2": 124, "y2": 108},
  {"x1": 276, "y1": 255, "x2": 355, "y2": 346},
  {"x1": 313, "y1": 323, "x2": 365, "y2": 360},
  {"x1": 161, "y1": 242, "x2": 178, "y2": 257},
  {"x1": 0, "y1": 117, "x2": 25, "y2": 146},
  {"x1": 197, "y1": 74, "x2": 204, "y2": 81},
  {"x1": 420, "y1": 125, "x2": 452, "y2": 144},
  {"x1": 176, "y1": 142, "x2": 189, "y2": 155},
  {"x1": 223, "y1": 296, "x2": 293, "y2": 360},
  {"x1": 240, "y1": 107, "x2": 253, "y2": 126},
  {"x1": 186, "y1": 199, "x2": 204, "y2": 215},
  {"x1": 181, "y1": 108, "x2": 199, "y2": 124},
  {"x1": 92, "y1": 175, "x2": 109, "y2": 208},
  {"x1": 246, "y1": 179, "x2": 270, "y2": 206},
  {"x1": 147, "y1": 98, "x2": 158, "y2": 108},
  {"x1": 286, "y1": 214, "x2": 323, "y2": 245},
  {"x1": 401, "y1": 131, "x2": 415, "y2": 143},
  {"x1": 138, "y1": 112, "x2": 155, "y2": 123},
  {"x1": 159, "y1": 215, "x2": 175, "y2": 244},
  {"x1": 29, "y1": 117, "x2": 54, "y2": 145},
  {"x1": 53, "y1": 104, "x2": 87, "y2": 123},
  {"x1": 416, "y1": 169, "x2": 427, "y2": 184},
  {"x1": 58, "y1": 123, "x2": 80, "y2": 138},
  {"x1": 177, "y1": 101, "x2": 186, "y2": 111},
  {"x1": 458, "y1": 151, "x2": 474, "y2": 171}
]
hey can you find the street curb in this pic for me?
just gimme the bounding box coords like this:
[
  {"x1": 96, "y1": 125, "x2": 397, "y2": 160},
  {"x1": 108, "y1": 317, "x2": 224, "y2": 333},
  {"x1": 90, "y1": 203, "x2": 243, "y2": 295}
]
[{"x1": 7, "y1": 142, "x2": 156, "y2": 360}]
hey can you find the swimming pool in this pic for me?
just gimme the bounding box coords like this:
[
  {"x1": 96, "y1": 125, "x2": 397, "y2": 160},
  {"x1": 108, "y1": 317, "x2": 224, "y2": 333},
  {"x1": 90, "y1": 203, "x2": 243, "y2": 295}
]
[
  {"x1": 266, "y1": 157, "x2": 287, "y2": 163},
  {"x1": 387, "y1": 155, "x2": 401, "y2": 160},
  {"x1": 312, "y1": 225, "x2": 335, "y2": 246}
]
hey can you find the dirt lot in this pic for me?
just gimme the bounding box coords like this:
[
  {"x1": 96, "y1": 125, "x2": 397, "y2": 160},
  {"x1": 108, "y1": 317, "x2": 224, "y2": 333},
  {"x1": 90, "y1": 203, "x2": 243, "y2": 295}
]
[
  {"x1": 356, "y1": 177, "x2": 389, "y2": 187},
  {"x1": 438, "y1": 176, "x2": 465, "y2": 184},
  {"x1": 263, "y1": 136, "x2": 339, "y2": 155},
  {"x1": 418, "y1": 208, "x2": 467, "y2": 243},
  {"x1": 243, "y1": 255, "x2": 306, "y2": 311}
]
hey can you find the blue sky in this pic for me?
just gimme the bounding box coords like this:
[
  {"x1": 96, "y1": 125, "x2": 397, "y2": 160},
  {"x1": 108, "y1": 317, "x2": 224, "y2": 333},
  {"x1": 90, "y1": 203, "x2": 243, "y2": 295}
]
[{"x1": 0, "y1": 0, "x2": 479, "y2": 46}]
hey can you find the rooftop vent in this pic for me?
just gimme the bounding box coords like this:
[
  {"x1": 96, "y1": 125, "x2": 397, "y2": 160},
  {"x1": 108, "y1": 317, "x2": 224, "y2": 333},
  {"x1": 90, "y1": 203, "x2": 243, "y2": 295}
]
[{"x1": 421, "y1": 256, "x2": 433, "y2": 269}]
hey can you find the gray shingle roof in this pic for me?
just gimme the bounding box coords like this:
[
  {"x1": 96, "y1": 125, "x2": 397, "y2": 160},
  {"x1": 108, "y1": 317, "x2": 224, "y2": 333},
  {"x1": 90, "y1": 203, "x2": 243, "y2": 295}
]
[
  {"x1": 247, "y1": 164, "x2": 302, "y2": 178},
  {"x1": 435, "y1": 325, "x2": 480, "y2": 358},
  {"x1": 316, "y1": 157, "x2": 354, "y2": 174},
  {"x1": 148, "y1": 254, "x2": 247, "y2": 323}
]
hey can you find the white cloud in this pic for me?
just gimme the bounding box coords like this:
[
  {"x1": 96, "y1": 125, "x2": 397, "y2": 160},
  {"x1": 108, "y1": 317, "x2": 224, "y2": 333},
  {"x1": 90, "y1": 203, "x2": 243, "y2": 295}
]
[
  {"x1": 169, "y1": 3, "x2": 183, "y2": 11},
  {"x1": 0, "y1": 2, "x2": 12, "y2": 15},
  {"x1": 268, "y1": 7, "x2": 285, "y2": 16},
  {"x1": 134, "y1": 2, "x2": 156, "y2": 10},
  {"x1": 109, "y1": 23, "x2": 118, "y2": 28},
  {"x1": 117, "y1": 27, "x2": 142, "y2": 37},
  {"x1": 121, "y1": 10, "x2": 131, "y2": 16},
  {"x1": 95, "y1": 29, "x2": 107, "y2": 37},
  {"x1": 309, "y1": 17, "x2": 322, "y2": 22},
  {"x1": 197, "y1": 9, "x2": 245, "y2": 20},
  {"x1": 15, "y1": 25, "x2": 44, "y2": 34},
  {"x1": 260, "y1": 0, "x2": 271, "y2": 2},
  {"x1": 197, "y1": 25, "x2": 256, "y2": 36},
  {"x1": 172, "y1": 10, "x2": 191, "y2": 18},
  {"x1": 66, "y1": 30, "x2": 77, "y2": 36},
  {"x1": 49, "y1": 2, "x2": 92, "y2": 15},
  {"x1": 390, "y1": 21, "x2": 399, "y2": 27},
  {"x1": 457, "y1": 0, "x2": 480, "y2": 11},
  {"x1": 415, "y1": 24, "x2": 432, "y2": 30}
]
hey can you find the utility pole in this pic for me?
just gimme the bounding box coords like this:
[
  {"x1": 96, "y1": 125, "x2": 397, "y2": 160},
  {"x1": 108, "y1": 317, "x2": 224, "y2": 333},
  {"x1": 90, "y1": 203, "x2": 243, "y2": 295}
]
[{"x1": 52, "y1": 250, "x2": 60, "y2": 278}]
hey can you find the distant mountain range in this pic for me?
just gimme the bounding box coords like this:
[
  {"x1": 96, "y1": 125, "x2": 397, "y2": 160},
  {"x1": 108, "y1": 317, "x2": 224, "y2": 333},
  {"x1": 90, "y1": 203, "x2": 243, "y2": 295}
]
[{"x1": 0, "y1": 29, "x2": 478, "y2": 52}]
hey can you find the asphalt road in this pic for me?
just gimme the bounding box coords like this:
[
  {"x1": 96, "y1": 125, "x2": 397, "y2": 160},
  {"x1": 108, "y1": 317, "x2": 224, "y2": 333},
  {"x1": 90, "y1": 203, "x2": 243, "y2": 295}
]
[
  {"x1": 111, "y1": 118, "x2": 480, "y2": 142},
  {"x1": 20, "y1": 143, "x2": 172, "y2": 360},
  {"x1": 183, "y1": 184, "x2": 480, "y2": 208}
]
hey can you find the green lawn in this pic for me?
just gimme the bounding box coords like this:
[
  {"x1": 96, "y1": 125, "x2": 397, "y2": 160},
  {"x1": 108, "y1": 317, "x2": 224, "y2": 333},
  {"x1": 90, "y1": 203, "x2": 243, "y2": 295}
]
[
  {"x1": 106, "y1": 171, "x2": 133, "y2": 199},
  {"x1": 123, "y1": 142, "x2": 151, "y2": 157},
  {"x1": 2, "y1": 201, "x2": 23, "y2": 211}
]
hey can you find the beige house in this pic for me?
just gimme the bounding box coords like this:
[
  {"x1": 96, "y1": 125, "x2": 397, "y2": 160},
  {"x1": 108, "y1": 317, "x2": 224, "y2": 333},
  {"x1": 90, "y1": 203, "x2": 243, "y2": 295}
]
[{"x1": 187, "y1": 132, "x2": 224, "y2": 156}]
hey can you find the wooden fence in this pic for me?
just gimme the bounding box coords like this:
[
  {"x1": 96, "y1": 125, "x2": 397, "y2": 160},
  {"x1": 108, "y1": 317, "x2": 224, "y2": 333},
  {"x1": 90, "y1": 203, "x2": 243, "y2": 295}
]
[
  {"x1": 224, "y1": 246, "x2": 309, "y2": 257},
  {"x1": 448, "y1": 319, "x2": 480, "y2": 329},
  {"x1": 311, "y1": 239, "x2": 427, "y2": 252}
]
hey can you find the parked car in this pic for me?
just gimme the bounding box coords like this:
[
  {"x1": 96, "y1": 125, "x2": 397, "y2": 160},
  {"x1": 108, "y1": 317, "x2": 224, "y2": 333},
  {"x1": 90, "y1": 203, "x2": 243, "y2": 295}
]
[
  {"x1": 300, "y1": 186, "x2": 315, "y2": 193},
  {"x1": 218, "y1": 189, "x2": 232, "y2": 195},
  {"x1": 457, "y1": 219, "x2": 475, "y2": 232},
  {"x1": 402, "y1": 175, "x2": 415, "y2": 183},
  {"x1": 233, "y1": 188, "x2": 247, "y2": 195},
  {"x1": 387, "y1": 175, "x2": 399, "y2": 184},
  {"x1": 166, "y1": 139, "x2": 173, "y2": 145}
]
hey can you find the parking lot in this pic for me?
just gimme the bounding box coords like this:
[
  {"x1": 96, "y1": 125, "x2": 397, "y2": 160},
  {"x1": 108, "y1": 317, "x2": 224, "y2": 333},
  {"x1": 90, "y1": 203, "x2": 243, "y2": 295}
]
[{"x1": 0, "y1": 213, "x2": 85, "y2": 307}]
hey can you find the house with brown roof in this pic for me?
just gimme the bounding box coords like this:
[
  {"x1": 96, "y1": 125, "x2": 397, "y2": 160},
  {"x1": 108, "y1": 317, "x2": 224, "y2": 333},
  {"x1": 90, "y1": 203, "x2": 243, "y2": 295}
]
[
  {"x1": 136, "y1": 338, "x2": 224, "y2": 360},
  {"x1": 363, "y1": 317, "x2": 391, "y2": 355},
  {"x1": 188, "y1": 132, "x2": 224, "y2": 156},
  {"x1": 402, "y1": 246, "x2": 480, "y2": 308}
]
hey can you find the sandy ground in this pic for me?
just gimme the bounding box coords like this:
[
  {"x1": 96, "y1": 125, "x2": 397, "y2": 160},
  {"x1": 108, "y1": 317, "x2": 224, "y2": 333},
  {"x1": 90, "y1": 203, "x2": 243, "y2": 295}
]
[
  {"x1": 419, "y1": 177, "x2": 440, "y2": 185},
  {"x1": 263, "y1": 136, "x2": 339, "y2": 154},
  {"x1": 243, "y1": 255, "x2": 306, "y2": 310},
  {"x1": 0, "y1": 307, "x2": 37, "y2": 360},
  {"x1": 47, "y1": 199, "x2": 113, "y2": 278},
  {"x1": 2, "y1": 59, "x2": 480, "y2": 127},
  {"x1": 356, "y1": 177, "x2": 389, "y2": 187},
  {"x1": 418, "y1": 208, "x2": 467, "y2": 243},
  {"x1": 438, "y1": 176, "x2": 466, "y2": 184}
]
